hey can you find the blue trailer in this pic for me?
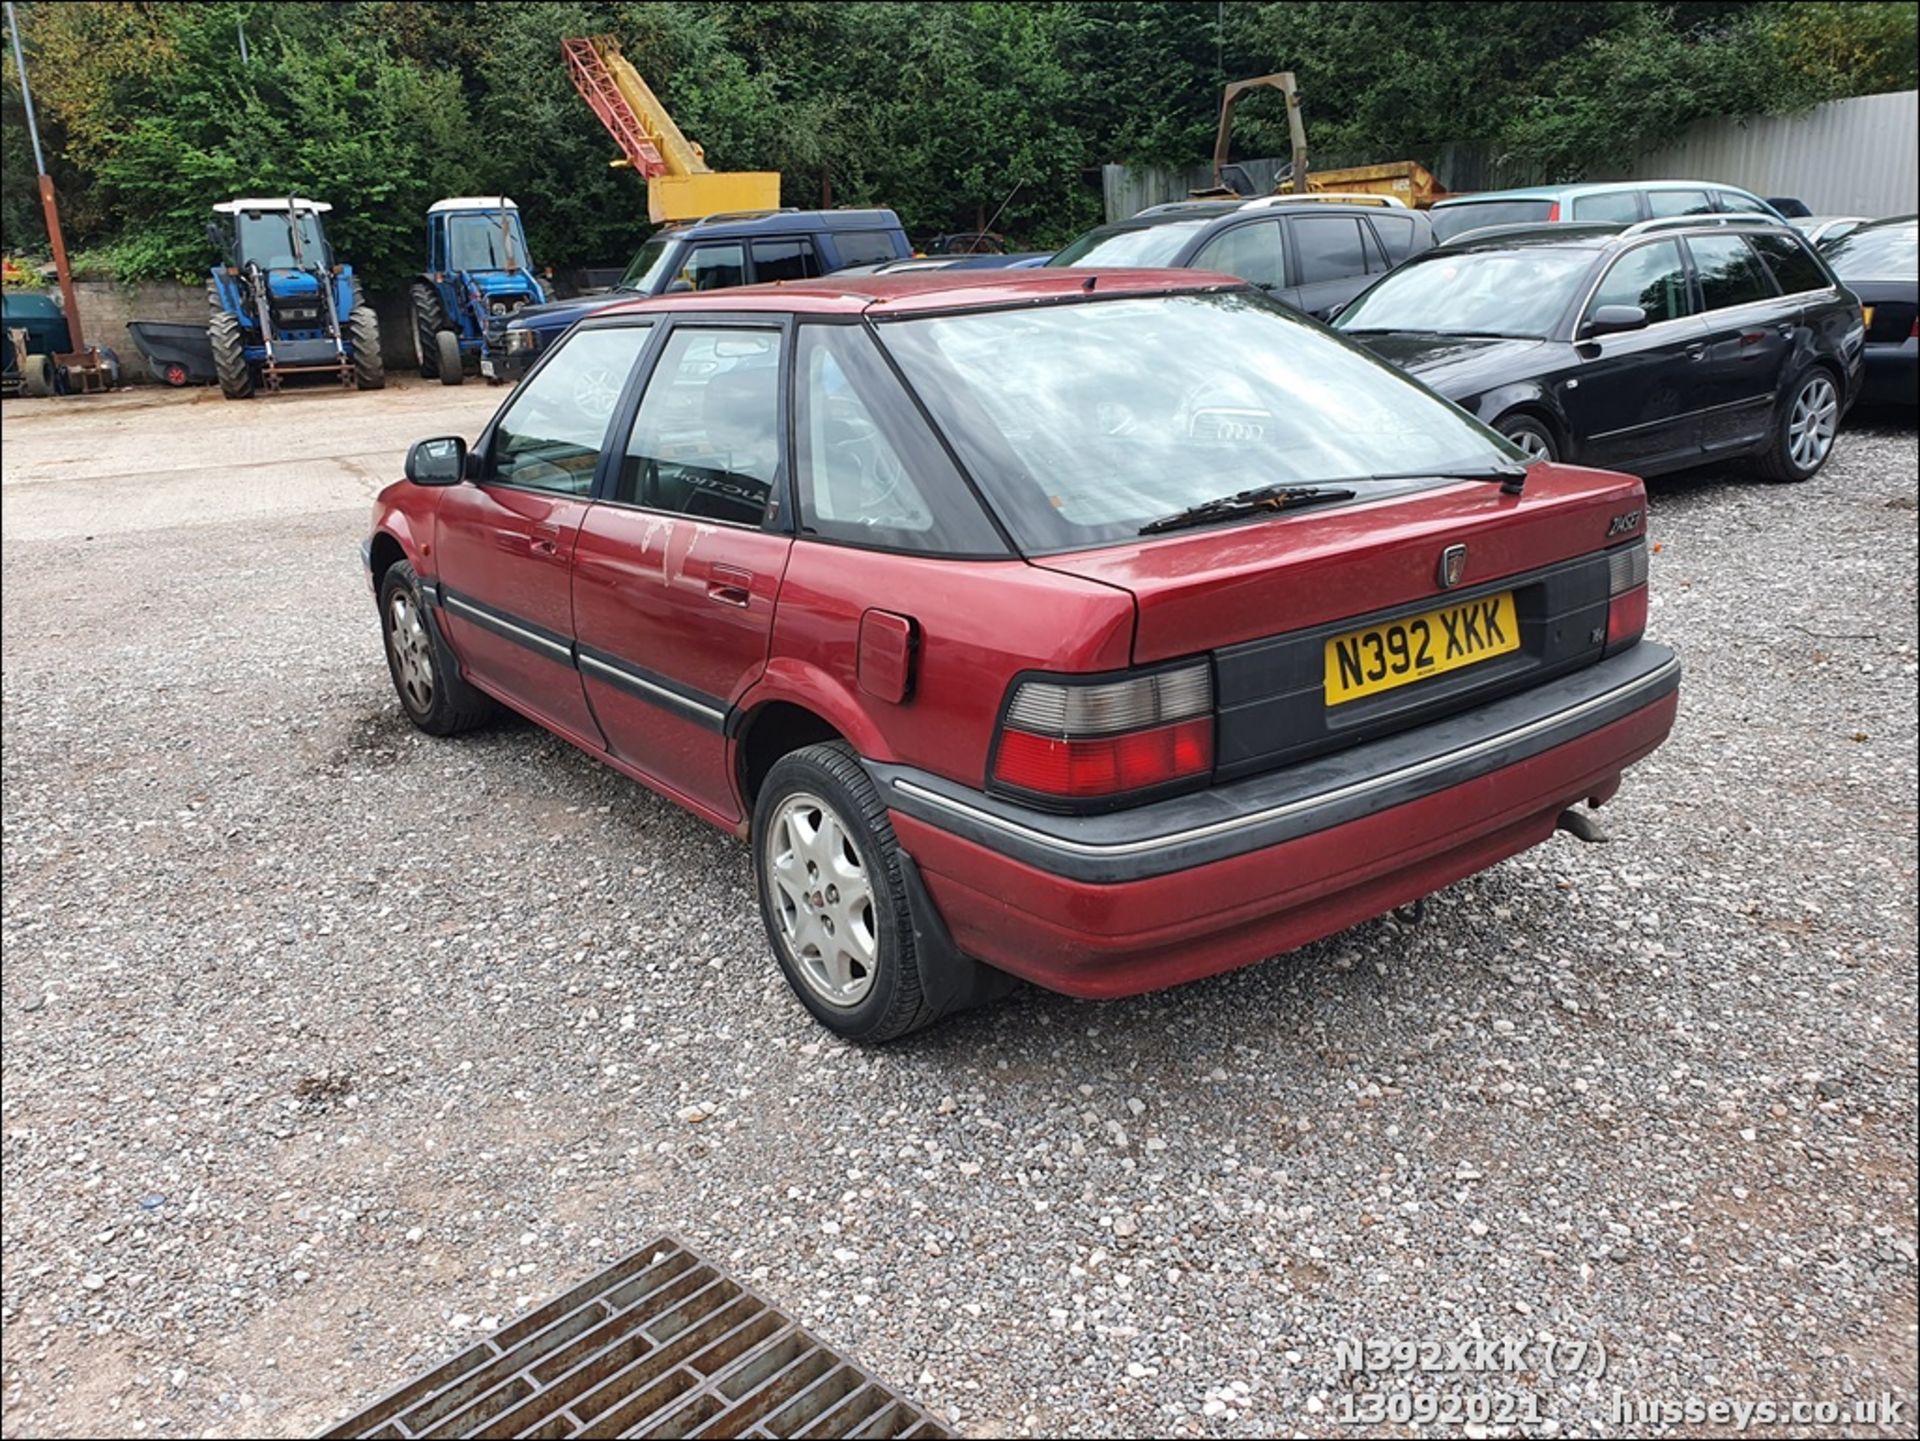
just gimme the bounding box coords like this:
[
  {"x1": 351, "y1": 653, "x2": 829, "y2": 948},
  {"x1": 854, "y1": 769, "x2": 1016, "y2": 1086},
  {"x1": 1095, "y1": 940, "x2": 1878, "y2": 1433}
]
[{"x1": 410, "y1": 197, "x2": 547, "y2": 385}]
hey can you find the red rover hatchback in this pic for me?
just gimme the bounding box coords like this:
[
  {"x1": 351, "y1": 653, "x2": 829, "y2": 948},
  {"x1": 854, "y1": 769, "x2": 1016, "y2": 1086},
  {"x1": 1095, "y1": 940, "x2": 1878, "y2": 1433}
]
[{"x1": 366, "y1": 270, "x2": 1679, "y2": 1041}]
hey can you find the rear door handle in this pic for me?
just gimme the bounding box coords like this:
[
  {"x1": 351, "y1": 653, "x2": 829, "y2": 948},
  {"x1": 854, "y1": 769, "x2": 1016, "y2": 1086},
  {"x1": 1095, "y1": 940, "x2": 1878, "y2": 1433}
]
[
  {"x1": 707, "y1": 563, "x2": 753, "y2": 607},
  {"x1": 1684, "y1": 343, "x2": 1707, "y2": 361}
]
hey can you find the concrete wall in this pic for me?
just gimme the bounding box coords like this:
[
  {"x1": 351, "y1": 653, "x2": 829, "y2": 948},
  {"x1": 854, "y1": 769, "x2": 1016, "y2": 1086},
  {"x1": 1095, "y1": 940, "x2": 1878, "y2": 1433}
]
[{"x1": 69, "y1": 278, "x2": 421, "y2": 383}]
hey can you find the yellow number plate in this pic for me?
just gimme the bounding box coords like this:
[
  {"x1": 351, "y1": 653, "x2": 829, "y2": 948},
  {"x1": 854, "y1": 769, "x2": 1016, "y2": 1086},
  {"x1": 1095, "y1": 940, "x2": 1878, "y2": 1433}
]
[
  {"x1": 1324, "y1": 592, "x2": 1520, "y2": 706},
  {"x1": 1863, "y1": 304, "x2": 1875, "y2": 329}
]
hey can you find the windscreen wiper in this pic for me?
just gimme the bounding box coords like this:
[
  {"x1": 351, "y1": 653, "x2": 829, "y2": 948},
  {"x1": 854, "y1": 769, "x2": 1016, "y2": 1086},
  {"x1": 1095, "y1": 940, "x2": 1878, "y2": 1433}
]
[
  {"x1": 1362, "y1": 465, "x2": 1531, "y2": 495},
  {"x1": 1138, "y1": 484, "x2": 1357, "y2": 536}
]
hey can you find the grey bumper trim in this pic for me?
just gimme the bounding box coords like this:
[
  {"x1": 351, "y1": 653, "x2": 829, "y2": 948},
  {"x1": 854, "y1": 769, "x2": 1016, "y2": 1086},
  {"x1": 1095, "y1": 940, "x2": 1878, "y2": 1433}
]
[{"x1": 871, "y1": 643, "x2": 1679, "y2": 884}]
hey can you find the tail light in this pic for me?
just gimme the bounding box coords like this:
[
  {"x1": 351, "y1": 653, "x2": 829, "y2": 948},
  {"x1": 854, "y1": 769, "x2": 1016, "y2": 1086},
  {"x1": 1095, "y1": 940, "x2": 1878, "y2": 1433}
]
[
  {"x1": 1546, "y1": 202, "x2": 1561, "y2": 222},
  {"x1": 1604, "y1": 539, "x2": 1649, "y2": 654},
  {"x1": 992, "y1": 661, "x2": 1214, "y2": 804}
]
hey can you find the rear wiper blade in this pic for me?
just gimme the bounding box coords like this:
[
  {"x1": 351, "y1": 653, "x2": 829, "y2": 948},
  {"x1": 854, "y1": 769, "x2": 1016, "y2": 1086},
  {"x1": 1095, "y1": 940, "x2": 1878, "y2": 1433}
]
[{"x1": 1138, "y1": 484, "x2": 1357, "y2": 536}]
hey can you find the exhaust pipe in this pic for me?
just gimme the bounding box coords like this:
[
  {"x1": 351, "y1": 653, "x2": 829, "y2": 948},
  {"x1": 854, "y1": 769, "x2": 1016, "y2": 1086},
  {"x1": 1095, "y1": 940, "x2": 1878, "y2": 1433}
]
[{"x1": 1556, "y1": 808, "x2": 1610, "y2": 844}]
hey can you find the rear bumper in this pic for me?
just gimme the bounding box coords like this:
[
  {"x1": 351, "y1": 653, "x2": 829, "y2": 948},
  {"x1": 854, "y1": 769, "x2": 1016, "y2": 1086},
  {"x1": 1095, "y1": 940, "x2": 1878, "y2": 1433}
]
[{"x1": 875, "y1": 642, "x2": 1680, "y2": 998}]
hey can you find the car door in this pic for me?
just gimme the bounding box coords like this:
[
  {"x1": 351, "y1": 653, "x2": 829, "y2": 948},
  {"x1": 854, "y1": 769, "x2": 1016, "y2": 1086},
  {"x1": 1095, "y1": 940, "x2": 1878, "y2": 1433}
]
[
  {"x1": 433, "y1": 323, "x2": 657, "y2": 746},
  {"x1": 1685, "y1": 232, "x2": 1795, "y2": 454},
  {"x1": 1560, "y1": 238, "x2": 1708, "y2": 472},
  {"x1": 1187, "y1": 219, "x2": 1286, "y2": 297},
  {"x1": 570, "y1": 320, "x2": 794, "y2": 824},
  {"x1": 1283, "y1": 214, "x2": 1374, "y2": 318}
]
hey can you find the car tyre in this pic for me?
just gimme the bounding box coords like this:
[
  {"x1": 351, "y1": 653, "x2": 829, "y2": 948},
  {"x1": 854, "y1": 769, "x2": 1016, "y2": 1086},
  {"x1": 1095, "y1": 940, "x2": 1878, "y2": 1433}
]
[
  {"x1": 435, "y1": 328, "x2": 466, "y2": 385},
  {"x1": 378, "y1": 559, "x2": 496, "y2": 736},
  {"x1": 1497, "y1": 414, "x2": 1557, "y2": 463},
  {"x1": 1757, "y1": 367, "x2": 1840, "y2": 483},
  {"x1": 754, "y1": 742, "x2": 941, "y2": 1043}
]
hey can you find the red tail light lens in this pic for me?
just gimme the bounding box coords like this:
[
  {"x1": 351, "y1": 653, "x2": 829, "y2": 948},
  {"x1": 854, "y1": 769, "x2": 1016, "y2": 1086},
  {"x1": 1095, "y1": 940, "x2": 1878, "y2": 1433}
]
[
  {"x1": 992, "y1": 661, "x2": 1214, "y2": 802},
  {"x1": 1604, "y1": 539, "x2": 1649, "y2": 653},
  {"x1": 1546, "y1": 201, "x2": 1561, "y2": 222}
]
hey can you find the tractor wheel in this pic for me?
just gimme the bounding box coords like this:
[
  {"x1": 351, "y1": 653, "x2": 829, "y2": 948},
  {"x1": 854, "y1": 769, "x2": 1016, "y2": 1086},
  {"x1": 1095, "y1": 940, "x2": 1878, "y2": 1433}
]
[
  {"x1": 435, "y1": 329, "x2": 465, "y2": 386},
  {"x1": 21, "y1": 353, "x2": 55, "y2": 396},
  {"x1": 409, "y1": 282, "x2": 449, "y2": 378},
  {"x1": 208, "y1": 309, "x2": 254, "y2": 400},
  {"x1": 349, "y1": 307, "x2": 386, "y2": 391}
]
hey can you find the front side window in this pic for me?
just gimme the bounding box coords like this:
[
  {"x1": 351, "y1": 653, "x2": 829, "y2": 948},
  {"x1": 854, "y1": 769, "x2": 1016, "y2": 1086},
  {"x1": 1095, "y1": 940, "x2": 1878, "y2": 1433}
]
[
  {"x1": 879, "y1": 291, "x2": 1517, "y2": 552},
  {"x1": 489, "y1": 325, "x2": 654, "y2": 494},
  {"x1": 619, "y1": 235, "x2": 677, "y2": 293},
  {"x1": 1746, "y1": 232, "x2": 1832, "y2": 295},
  {"x1": 617, "y1": 327, "x2": 781, "y2": 525},
  {"x1": 834, "y1": 230, "x2": 903, "y2": 268},
  {"x1": 677, "y1": 244, "x2": 747, "y2": 292},
  {"x1": 1589, "y1": 240, "x2": 1694, "y2": 324},
  {"x1": 1048, "y1": 220, "x2": 1211, "y2": 268},
  {"x1": 1572, "y1": 191, "x2": 1642, "y2": 223},
  {"x1": 1648, "y1": 189, "x2": 1713, "y2": 218},
  {"x1": 752, "y1": 238, "x2": 820, "y2": 283},
  {"x1": 1290, "y1": 216, "x2": 1367, "y2": 285},
  {"x1": 1338, "y1": 246, "x2": 1596, "y2": 339},
  {"x1": 1191, "y1": 221, "x2": 1284, "y2": 289},
  {"x1": 794, "y1": 325, "x2": 1004, "y2": 554},
  {"x1": 1688, "y1": 234, "x2": 1778, "y2": 310}
]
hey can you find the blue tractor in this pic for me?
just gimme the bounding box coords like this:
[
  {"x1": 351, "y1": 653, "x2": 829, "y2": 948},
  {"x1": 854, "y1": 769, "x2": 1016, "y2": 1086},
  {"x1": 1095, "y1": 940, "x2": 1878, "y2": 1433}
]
[
  {"x1": 204, "y1": 197, "x2": 384, "y2": 400},
  {"x1": 409, "y1": 197, "x2": 547, "y2": 386}
]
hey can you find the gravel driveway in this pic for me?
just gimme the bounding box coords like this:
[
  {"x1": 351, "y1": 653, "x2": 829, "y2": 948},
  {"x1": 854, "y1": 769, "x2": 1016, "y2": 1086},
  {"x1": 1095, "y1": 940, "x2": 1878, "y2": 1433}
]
[{"x1": 2, "y1": 383, "x2": 1914, "y2": 1438}]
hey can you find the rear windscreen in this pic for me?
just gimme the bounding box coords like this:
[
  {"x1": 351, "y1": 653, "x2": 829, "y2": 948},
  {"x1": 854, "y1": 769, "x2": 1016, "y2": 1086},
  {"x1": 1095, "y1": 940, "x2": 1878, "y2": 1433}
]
[{"x1": 1430, "y1": 200, "x2": 1555, "y2": 243}]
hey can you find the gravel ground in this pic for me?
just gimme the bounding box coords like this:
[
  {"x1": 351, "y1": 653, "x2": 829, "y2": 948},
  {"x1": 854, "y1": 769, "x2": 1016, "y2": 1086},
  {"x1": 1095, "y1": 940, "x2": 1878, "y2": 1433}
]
[{"x1": 2, "y1": 384, "x2": 1915, "y2": 1439}]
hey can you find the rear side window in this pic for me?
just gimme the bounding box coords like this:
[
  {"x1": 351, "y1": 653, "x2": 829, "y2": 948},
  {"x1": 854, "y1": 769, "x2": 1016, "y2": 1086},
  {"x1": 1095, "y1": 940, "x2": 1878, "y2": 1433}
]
[
  {"x1": 793, "y1": 325, "x2": 1004, "y2": 554},
  {"x1": 678, "y1": 243, "x2": 746, "y2": 292},
  {"x1": 617, "y1": 327, "x2": 781, "y2": 525},
  {"x1": 1572, "y1": 191, "x2": 1642, "y2": 223},
  {"x1": 1590, "y1": 240, "x2": 1694, "y2": 324},
  {"x1": 1688, "y1": 234, "x2": 1779, "y2": 309},
  {"x1": 751, "y1": 238, "x2": 819, "y2": 283},
  {"x1": 832, "y1": 230, "x2": 902, "y2": 268},
  {"x1": 1648, "y1": 190, "x2": 1713, "y2": 218},
  {"x1": 1747, "y1": 232, "x2": 1832, "y2": 295},
  {"x1": 1429, "y1": 200, "x2": 1553, "y2": 242},
  {"x1": 488, "y1": 325, "x2": 654, "y2": 494},
  {"x1": 1290, "y1": 216, "x2": 1367, "y2": 285},
  {"x1": 1192, "y1": 221, "x2": 1284, "y2": 289},
  {"x1": 1367, "y1": 213, "x2": 1419, "y2": 264}
]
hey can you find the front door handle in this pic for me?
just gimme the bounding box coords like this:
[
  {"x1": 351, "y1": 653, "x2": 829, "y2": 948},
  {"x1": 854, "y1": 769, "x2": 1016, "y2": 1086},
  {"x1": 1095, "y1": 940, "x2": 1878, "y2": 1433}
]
[
  {"x1": 1684, "y1": 343, "x2": 1707, "y2": 362},
  {"x1": 707, "y1": 563, "x2": 753, "y2": 607},
  {"x1": 529, "y1": 523, "x2": 561, "y2": 557}
]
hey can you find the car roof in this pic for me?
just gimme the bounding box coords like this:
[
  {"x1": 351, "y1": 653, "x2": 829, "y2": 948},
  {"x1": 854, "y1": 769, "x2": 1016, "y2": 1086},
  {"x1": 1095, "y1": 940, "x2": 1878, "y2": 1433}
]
[
  {"x1": 1432, "y1": 179, "x2": 1751, "y2": 207},
  {"x1": 211, "y1": 197, "x2": 331, "y2": 213},
  {"x1": 660, "y1": 208, "x2": 902, "y2": 237},
  {"x1": 591, "y1": 268, "x2": 1239, "y2": 319},
  {"x1": 1436, "y1": 215, "x2": 1795, "y2": 251},
  {"x1": 1099, "y1": 199, "x2": 1409, "y2": 232},
  {"x1": 429, "y1": 196, "x2": 519, "y2": 213}
]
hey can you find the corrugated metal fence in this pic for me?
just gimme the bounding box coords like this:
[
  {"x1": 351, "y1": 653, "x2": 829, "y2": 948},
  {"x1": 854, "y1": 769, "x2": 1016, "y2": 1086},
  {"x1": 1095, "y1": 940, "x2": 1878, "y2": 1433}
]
[
  {"x1": 1102, "y1": 90, "x2": 1917, "y2": 221},
  {"x1": 1595, "y1": 90, "x2": 1918, "y2": 216}
]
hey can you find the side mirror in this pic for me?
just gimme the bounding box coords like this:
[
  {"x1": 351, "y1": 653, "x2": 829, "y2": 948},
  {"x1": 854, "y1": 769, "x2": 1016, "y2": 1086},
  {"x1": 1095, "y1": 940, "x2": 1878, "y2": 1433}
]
[
  {"x1": 1584, "y1": 304, "x2": 1648, "y2": 338},
  {"x1": 205, "y1": 221, "x2": 226, "y2": 254},
  {"x1": 1325, "y1": 300, "x2": 1347, "y2": 320},
  {"x1": 405, "y1": 436, "x2": 467, "y2": 486}
]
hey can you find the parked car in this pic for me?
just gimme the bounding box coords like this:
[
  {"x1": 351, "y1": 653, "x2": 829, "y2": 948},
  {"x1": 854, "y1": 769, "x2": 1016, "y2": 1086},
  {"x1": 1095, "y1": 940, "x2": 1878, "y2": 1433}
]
[
  {"x1": 1337, "y1": 214, "x2": 1862, "y2": 480},
  {"x1": 1046, "y1": 196, "x2": 1435, "y2": 319},
  {"x1": 1429, "y1": 181, "x2": 1786, "y2": 243},
  {"x1": 836, "y1": 253, "x2": 1053, "y2": 277},
  {"x1": 1792, "y1": 215, "x2": 1871, "y2": 246},
  {"x1": 367, "y1": 269, "x2": 1677, "y2": 1040},
  {"x1": 1820, "y1": 215, "x2": 1917, "y2": 407},
  {"x1": 487, "y1": 208, "x2": 910, "y2": 382}
]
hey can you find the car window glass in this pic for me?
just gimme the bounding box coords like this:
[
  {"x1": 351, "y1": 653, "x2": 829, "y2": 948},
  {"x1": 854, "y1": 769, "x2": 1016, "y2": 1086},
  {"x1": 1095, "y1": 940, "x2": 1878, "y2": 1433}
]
[
  {"x1": 1821, "y1": 222, "x2": 1919, "y2": 281},
  {"x1": 1572, "y1": 191, "x2": 1642, "y2": 223},
  {"x1": 1428, "y1": 200, "x2": 1553, "y2": 242},
  {"x1": 489, "y1": 325, "x2": 653, "y2": 494},
  {"x1": 1290, "y1": 216, "x2": 1368, "y2": 285},
  {"x1": 1049, "y1": 219, "x2": 1212, "y2": 267},
  {"x1": 1688, "y1": 234, "x2": 1778, "y2": 309},
  {"x1": 677, "y1": 243, "x2": 746, "y2": 292},
  {"x1": 794, "y1": 325, "x2": 1003, "y2": 554},
  {"x1": 751, "y1": 238, "x2": 820, "y2": 283},
  {"x1": 1647, "y1": 190, "x2": 1713, "y2": 218},
  {"x1": 1715, "y1": 189, "x2": 1773, "y2": 217},
  {"x1": 1589, "y1": 240, "x2": 1694, "y2": 324},
  {"x1": 1192, "y1": 222, "x2": 1284, "y2": 288},
  {"x1": 617, "y1": 327, "x2": 781, "y2": 525},
  {"x1": 1368, "y1": 214, "x2": 1418, "y2": 264},
  {"x1": 833, "y1": 230, "x2": 902, "y2": 267},
  {"x1": 1746, "y1": 232, "x2": 1831, "y2": 295}
]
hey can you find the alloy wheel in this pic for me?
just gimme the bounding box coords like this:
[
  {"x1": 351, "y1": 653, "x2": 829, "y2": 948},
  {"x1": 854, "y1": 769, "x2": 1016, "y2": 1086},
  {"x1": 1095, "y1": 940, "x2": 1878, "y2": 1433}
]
[
  {"x1": 1786, "y1": 374, "x2": 1838, "y2": 472},
  {"x1": 1505, "y1": 425, "x2": 1554, "y2": 462},
  {"x1": 386, "y1": 590, "x2": 435, "y2": 714},
  {"x1": 764, "y1": 791, "x2": 879, "y2": 1008}
]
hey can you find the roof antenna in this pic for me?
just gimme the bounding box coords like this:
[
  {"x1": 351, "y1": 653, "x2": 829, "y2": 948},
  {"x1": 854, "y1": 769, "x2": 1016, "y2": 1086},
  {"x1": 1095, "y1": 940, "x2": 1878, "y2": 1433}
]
[{"x1": 1082, "y1": 274, "x2": 1097, "y2": 292}]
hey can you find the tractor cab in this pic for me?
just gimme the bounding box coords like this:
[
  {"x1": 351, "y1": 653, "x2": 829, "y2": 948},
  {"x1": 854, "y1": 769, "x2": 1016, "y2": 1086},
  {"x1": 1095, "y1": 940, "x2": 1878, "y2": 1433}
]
[
  {"x1": 410, "y1": 197, "x2": 547, "y2": 385},
  {"x1": 204, "y1": 198, "x2": 383, "y2": 399}
]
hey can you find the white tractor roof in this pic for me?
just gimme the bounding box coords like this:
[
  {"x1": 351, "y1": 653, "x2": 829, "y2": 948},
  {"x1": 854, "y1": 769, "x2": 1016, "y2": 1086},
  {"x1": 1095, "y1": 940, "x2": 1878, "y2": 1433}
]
[
  {"x1": 429, "y1": 197, "x2": 520, "y2": 213},
  {"x1": 212, "y1": 198, "x2": 332, "y2": 213}
]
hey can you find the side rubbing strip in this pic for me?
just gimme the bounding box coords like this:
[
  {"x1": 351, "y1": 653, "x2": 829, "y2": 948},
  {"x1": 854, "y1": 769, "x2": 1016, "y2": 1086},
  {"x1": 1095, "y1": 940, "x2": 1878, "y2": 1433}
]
[
  {"x1": 577, "y1": 648, "x2": 728, "y2": 731},
  {"x1": 440, "y1": 590, "x2": 573, "y2": 662}
]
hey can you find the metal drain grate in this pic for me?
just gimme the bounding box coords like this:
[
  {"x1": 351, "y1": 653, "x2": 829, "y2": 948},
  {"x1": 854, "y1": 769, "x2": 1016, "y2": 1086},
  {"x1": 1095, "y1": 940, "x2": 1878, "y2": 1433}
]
[{"x1": 325, "y1": 1236, "x2": 948, "y2": 1440}]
